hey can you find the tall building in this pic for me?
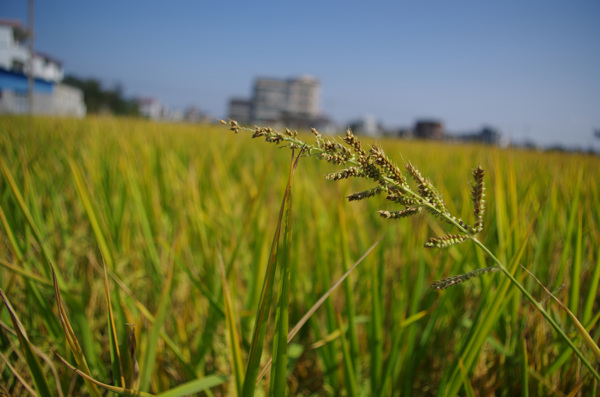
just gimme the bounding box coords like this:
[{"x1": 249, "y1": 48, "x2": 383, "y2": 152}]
[
  {"x1": 229, "y1": 75, "x2": 325, "y2": 129},
  {"x1": 228, "y1": 98, "x2": 252, "y2": 124},
  {"x1": 0, "y1": 19, "x2": 85, "y2": 117},
  {"x1": 252, "y1": 75, "x2": 320, "y2": 124},
  {"x1": 252, "y1": 78, "x2": 290, "y2": 123}
]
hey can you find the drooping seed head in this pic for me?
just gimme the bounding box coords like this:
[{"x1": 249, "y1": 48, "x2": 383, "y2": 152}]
[
  {"x1": 370, "y1": 143, "x2": 407, "y2": 185},
  {"x1": 424, "y1": 234, "x2": 468, "y2": 248},
  {"x1": 228, "y1": 119, "x2": 240, "y2": 133},
  {"x1": 386, "y1": 190, "x2": 421, "y2": 206},
  {"x1": 378, "y1": 207, "x2": 421, "y2": 220},
  {"x1": 326, "y1": 167, "x2": 364, "y2": 181},
  {"x1": 347, "y1": 186, "x2": 386, "y2": 202},
  {"x1": 431, "y1": 266, "x2": 499, "y2": 290}
]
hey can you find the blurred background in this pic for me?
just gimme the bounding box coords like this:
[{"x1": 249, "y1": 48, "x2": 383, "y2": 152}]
[{"x1": 1, "y1": 0, "x2": 599, "y2": 151}]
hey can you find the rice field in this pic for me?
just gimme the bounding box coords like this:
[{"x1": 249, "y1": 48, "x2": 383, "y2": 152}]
[{"x1": 1, "y1": 115, "x2": 599, "y2": 396}]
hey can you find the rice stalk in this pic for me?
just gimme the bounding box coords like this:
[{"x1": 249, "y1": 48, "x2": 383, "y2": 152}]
[{"x1": 220, "y1": 119, "x2": 600, "y2": 389}]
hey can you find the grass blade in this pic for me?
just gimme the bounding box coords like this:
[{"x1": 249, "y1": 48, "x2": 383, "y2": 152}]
[
  {"x1": 369, "y1": 251, "x2": 383, "y2": 395},
  {"x1": 458, "y1": 357, "x2": 476, "y2": 397},
  {"x1": 0, "y1": 258, "x2": 52, "y2": 286},
  {"x1": 337, "y1": 313, "x2": 358, "y2": 396},
  {"x1": 0, "y1": 350, "x2": 37, "y2": 396},
  {"x1": 443, "y1": 219, "x2": 534, "y2": 395},
  {"x1": 0, "y1": 288, "x2": 52, "y2": 397},
  {"x1": 68, "y1": 158, "x2": 114, "y2": 270},
  {"x1": 521, "y1": 337, "x2": 529, "y2": 397},
  {"x1": 218, "y1": 245, "x2": 244, "y2": 396},
  {"x1": 270, "y1": 149, "x2": 298, "y2": 396},
  {"x1": 256, "y1": 234, "x2": 385, "y2": 383},
  {"x1": 101, "y1": 251, "x2": 126, "y2": 388},
  {"x1": 138, "y1": 250, "x2": 175, "y2": 392},
  {"x1": 55, "y1": 352, "x2": 154, "y2": 397},
  {"x1": 0, "y1": 194, "x2": 25, "y2": 263},
  {"x1": 582, "y1": 246, "x2": 600, "y2": 325},
  {"x1": 51, "y1": 266, "x2": 102, "y2": 397},
  {"x1": 241, "y1": 150, "x2": 301, "y2": 397},
  {"x1": 520, "y1": 265, "x2": 600, "y2": 361},
  {"x1": 569, "y1": 211, "x2": 582, "y2": 314},
  {"x1": 0, "y1": 157, "x2": 63, "y2": 284},
  {"x1": 337, "y1": 201, "x2": 359, "y2": 375},
  {"x1": 155, "y1": 375, "x2": 228, "y2": 397},
  {"x1": 102, "y1": 260, "x2": 196, "y2": 379},
  {"x1": 557, "y1": 168, "x2": 583, "y2": 284}
]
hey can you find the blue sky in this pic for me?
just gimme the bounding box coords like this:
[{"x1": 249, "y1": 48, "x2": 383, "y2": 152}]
[{"x1": 2, "y1": 1, "x2": 599, "y2": 148}]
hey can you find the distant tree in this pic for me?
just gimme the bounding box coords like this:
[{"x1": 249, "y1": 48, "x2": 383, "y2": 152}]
[
  {"x1": 63, "y1": 75, "x2": 139, "y2": 116},
  {"x1": 12, "y1": 25, "x2": 29, "y2": 45},
  {"x1": 594, "y1": 129, "x2": 600, "y2": 139}
]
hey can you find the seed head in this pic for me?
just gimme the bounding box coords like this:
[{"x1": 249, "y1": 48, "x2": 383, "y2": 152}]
[
  {"x1": 386, "y1": 190, "x2": 421, "y2": 206},
  {"x1": 343, "y1": 129, "x2": 366, "y2": 156},
  {"x1": 358, "y1": 156, "x2": 381, "y2": 181},
  {"x1": 471, "y1": 165, "x2": 485, "y2": 233},
  {"x1": 378, "y1": 207, "x2": 421, "y2": 219},
  {"x1": 229, "y1": 121, "x2": 240, "y2": 133},
  {"x1": 370, "y1": 143, "x2": 406, "y2": 185},
  {"x1": 431, "y1": 266, "x2": 499, "y2": 290},
  {"x1": 424, "y1": 234, "x2": 467, "y2": 248},
  {"x1": 347, "y1": 186, "x2": 386, "y2": 202},
  {"x1": 326, "y1": 167, "x2": 364, "y2": 181}
]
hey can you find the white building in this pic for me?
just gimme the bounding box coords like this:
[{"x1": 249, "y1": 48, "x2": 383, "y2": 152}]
[
  {"x1": 229, "y1": 75, "x2": 328, "y2": 130},
  {"x1": 0, "y1": 18, "x2": 85, "y2": 117},
  {"x1": 350, "y1": 114, "x2": 380, "y2": 136},
  {"x1": 286, "y1": 75, "x2": 320, "y2": 116},
  {"x1": 252, "y1": 75, "x2": 320, "y2": 124},
  {"x1": 0, "y1": 20, "x2": 29, "y2": 73},
  {"x1": 137, "y1": 97, "x2": 165, "y2": 120},
  {"x1": 228, "y1": 98, "x2": 252, "y2": 123}
]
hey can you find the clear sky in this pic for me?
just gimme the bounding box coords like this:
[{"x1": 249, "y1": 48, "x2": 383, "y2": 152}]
[{"x1": 2, "y1": 1, "x2": 599, "y2": 149}]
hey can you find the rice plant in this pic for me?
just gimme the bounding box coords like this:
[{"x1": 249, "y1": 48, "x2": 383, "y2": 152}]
[
  {"x1": 1, "y1": 115, "x2": 599, "y2": 395},
  {"x1": 221, "y1": 119, "x2": 600, "y2": 395}
]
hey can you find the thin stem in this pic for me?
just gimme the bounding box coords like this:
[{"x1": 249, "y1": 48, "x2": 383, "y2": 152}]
[
  {"x1": 470, "y1": 237, "x2": 600, "y2": 381},
  {"x1": 227, "y1": 122, "x2": 600, "y2": 382},
  {"x1": 422, "y1": 198, "x2": 599, "y2": 381}
]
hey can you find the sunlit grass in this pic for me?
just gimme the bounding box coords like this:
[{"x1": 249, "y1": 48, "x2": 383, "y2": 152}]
[{"x1": 1, "y1": 115, "x2": 599, "y2": 396}]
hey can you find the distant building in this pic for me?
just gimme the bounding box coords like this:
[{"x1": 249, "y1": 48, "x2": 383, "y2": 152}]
[
  {"x1": 280, "y1": 113, "x2": 333, "y2": 131},
  {"x1": 349, "y1": 114, "x2": 379, "y2": 136},
  {"x1": 164, "y1": 108, "x2": 184, "y2": 122},
  {"x1": 479, "y1": 126, "x2": 502, "y2": 145},
  {"x1": 251, "y1": 78, "x2": 289, "y2": 123},
  {"x1": 137, "y1": 97, "x2": 165, "y2": 120},
  {"x1": 414, "y1": 120, "x2": 445, "y2": 140},
  {"x1": 455, "y1": 126, "x2": 504, "y2": 146},
  {"x1": 398, "y1": 128, "x2": 414, "y2": 139},
  {"x1": 0, "y1": 19, "x2": 63, "y2": 80},
  {"x1": 228, "y1": 75, "x2": 329, "y2": 130},
  {"x1": 184, "y1": 105, "x2": 209, "y2": 123},
  {"x1": 228, "y1": 98, "x2": 252, "y2": 124},
  {"x1": 0, "y1": 19, "x2": 85, "y2": 117},
  {"x1": 252, "y1": 75, "x2": 320, "y2": 124}
]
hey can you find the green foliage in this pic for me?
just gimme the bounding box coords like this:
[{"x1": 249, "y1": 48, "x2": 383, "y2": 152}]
[{"x1": 63, "y1": 75, "x2": 140, "y2": 116}]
